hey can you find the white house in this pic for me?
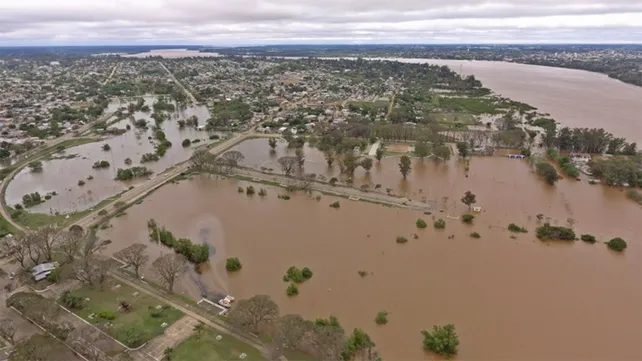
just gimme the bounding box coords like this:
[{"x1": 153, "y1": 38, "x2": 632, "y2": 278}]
[{"x1": 32, "y1": 262, "x2": 59, "y2": 282}]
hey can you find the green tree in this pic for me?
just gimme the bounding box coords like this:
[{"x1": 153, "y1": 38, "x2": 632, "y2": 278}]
[
  {"x1": 433, "y1": 144, "x2": 451, "y2": 162},
  {"x1": 399, "y1": 155, "x2": 412, "y2": 179},
  {"x1": 414, "y1": 141, "x2": 430, "y2": 160},
  {"x1": 421, "y1": 324, "x2": 459, "y2": 358},
  {"x1": 360, "y1": 157, "x2": 373, "y2": 172},
  {"x1": 461, "y1": 191, "x2": 476, "y2": 210},
  {"x1": 181, "y1": 139, "x2": 191, "y2": 147},
  {"x1": 536, "y1": 161, "x2": 558, "y2": 185},
  {"x1": 375, "y1": 147, "x2": 384, "y2": 162},
  {"x1": 268, "y1": 137, "x2": 278, "y2": 150},
  {"x1": 456, "y1": 142, "x2": 469, "y2": 157}
]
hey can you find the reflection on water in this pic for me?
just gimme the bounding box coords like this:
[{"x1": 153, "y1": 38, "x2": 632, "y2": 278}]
[
  {"x1": 100, "y1": 163, "x2": 641, "y2": 360},
  {"x1": 5, "y1": 97, "x2": 216, "y2": 213}
]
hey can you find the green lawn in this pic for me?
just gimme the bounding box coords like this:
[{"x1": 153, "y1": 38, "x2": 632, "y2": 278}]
[
  {"x1": 64, "y1": 278, "x2": 183, "y2": 348},
  {"x1": 170, "y1": 326, "x2": 268, "y2": 361}
]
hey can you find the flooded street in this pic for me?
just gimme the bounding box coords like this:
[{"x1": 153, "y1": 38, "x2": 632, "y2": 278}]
[
  {"x1": 396, "y1": 58, "x2": 642, "y2": 144},
  {"x1": 100, "y1": 149, "x2": 641, "y2": 360},
  {"x1": 5, "y1": 97, "x2": 215, "y2": 213}
]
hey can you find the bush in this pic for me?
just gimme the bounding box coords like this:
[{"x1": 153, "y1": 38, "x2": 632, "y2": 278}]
[
  {"x1": 421, "y1": 324, "x2": 459, "y2": 358},
  {"x1": 626, "y1": 189, "x2": 642, "y2": 205},
  {"x1": 396, "y1": 236, "x2": 408, "y2": 244},
  {"x1": 329, "y1": 201, "x2": 340, "y2": 208},
  {"x1": 535, "y1": 223, "x2": 576, "y2": 241},
  {"x1": 606, "y1": 237, "x2": 627, "y2": 252},
  {"x1": 92, "y1": 160, "x2": 110, "y2": 169},
  {"x1": 278, "y1": 194, "x2": 291, "y2": 200},
  {"x1": 470, "y1": 232, "x2": 481, "y2": 239},
  {"x1": 375, "y1": 311, "x2": 388, "y2": 325},
  {"x1": 149, "y1": 307, "x2": 163, "y2": 318},
  {"x1": 434, "y1": 219, "x2": 446, "y2": 229},
  {"x1": 580, "y1": 234, "x2": 597, "y2": 244},
  {"x1": 284, "y1": 266, "x2": 306, "y2": 283},
  {"x1": 329, "y1": 177, "x2": 338, "y2": 186},
  {"x1": 508, "y1": 223, "x2": 527, "y2": 233},
  {"x1": 301, "y1": 267, "x2": 313, "y2": 280},
  {"x1": 258, "y1": 189, "x2": 267, "y2": 196},
  {"x1": 225, "y1": 257, "x2": 242, "y2": 271},
  {"x1": 246, "y1": 186, "x2": 255, "y2": 195},
  {"x1": 237, "y1": 186, "x2": 244, "y2": 193},
  {"x1": 102, "y1": 143, "x2": 111, "y2": 151},
  {"x1": 98, "y1": 311, "x2": 117, "y2": 320},
  {"x1": 181, "y1": 139, "x2": 191, "y2": 147},
  {"x1": 209, "y1": 134, "x2": 220, "y2": 140},
  {"x1": 358, "y1": 270, "x2": 368, "y2": 278},
  {"x1": 61, "y1": 291, "x2": 85, "y2": 310},
  {"x1": 536, "y1": 161, "x2": 558, "y2": 185},
  {"x1": 78, "y1": 180, "x2": 86, "y2": 186},
  {"x1": 461, "y1": 214, "x2": 475, "y2": 224},
  {"x1": 286, "y1": 283, "x2": 299, "y2": 296},
  {"x1": 416, "y1": 219, "x2": 427, "y2": 228}
]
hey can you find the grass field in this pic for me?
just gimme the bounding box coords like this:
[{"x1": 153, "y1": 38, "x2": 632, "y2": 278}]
[
  {"x1": 64, "y1": 278, "x2": 183, "y2": 348},
  {"x1": 170, "y1": 326, "x2": 268, "y2": 361}
]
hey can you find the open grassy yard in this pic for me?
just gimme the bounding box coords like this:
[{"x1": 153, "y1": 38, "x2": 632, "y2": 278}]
[
  {"x1": 64, "y1": 278, "x2": 183, "y2": 348},
  {"x1": 170, "y1": 326, "x2": 268, "y2": 361}
]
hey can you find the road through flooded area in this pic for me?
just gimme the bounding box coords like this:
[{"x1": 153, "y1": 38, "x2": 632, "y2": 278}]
[
  {"x1": 5, "y1": 97, "x2": 215, "y2": 213},
  {"x1": 100, "y1": 161, "x2": 642, "y2": 360}
]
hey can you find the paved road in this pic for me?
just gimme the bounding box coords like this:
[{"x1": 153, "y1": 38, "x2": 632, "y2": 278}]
[{"x1": 158, "y1": 62, "x2": 198, "y2": 104}]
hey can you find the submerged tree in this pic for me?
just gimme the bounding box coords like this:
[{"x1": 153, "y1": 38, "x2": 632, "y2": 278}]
[
  {"x1": 461, "y1": 191, "x2": 477, "y2": 210},
  {"x1": 398, "y1": 155, "x2": 412, "y2": 179},
  {"x1": 278, "y1": 156, "x2": 298, "y2": 177}
]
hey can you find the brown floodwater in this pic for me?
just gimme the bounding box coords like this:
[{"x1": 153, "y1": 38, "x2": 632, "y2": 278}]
[
  {"x1": 392, "y1": 58, "x2": 642, "y2": 145},
  {"x1": 5, "y1": 96, "x2": 216, "y2": 213},
  {"x1": 99, "y1": 147, "x2": 641, "y2": 360}
]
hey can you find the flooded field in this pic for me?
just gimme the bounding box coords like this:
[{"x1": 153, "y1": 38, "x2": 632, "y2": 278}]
[
  {"x1": 100, "y1": 141, "x2": 641, "y2": 360},
  {"x1": 5, "y1": 97, "x2": 216, "y2": 213},
  {"x1": 400, "y1": 58, "x2": 642, "y2": 144}
]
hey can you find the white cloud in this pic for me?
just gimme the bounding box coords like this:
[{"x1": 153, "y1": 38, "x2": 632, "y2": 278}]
[{"x1": 0, "y1": 0, "x2": 641, "y2": 44}]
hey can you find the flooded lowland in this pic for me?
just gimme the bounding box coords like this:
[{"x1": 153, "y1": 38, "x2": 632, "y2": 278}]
[
  {"x1": 100, "y1": 139, "x2": 641, "y2": 360},
  {"x1": 5, "y1": 96, "x2": 217, "y2": 213}
]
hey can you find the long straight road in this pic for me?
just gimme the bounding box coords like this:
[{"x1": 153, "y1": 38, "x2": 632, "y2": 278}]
[{"x1": 158, "y1": 62, "x2": 198, "y2": 103}]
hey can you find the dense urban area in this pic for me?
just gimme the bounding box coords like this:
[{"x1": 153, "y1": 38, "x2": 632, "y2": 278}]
[{"x1": 0, "y1": 45, "x2": 639, "y2": 361}]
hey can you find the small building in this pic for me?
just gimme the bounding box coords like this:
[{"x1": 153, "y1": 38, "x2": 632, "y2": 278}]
[{"x1": 32, "y1": 262, "x2": 59, "y2": 282}]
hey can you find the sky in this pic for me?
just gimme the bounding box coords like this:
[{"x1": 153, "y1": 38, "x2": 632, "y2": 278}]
[{"x1": 1, "y1": 0, "x2": 641, "y2": 45}]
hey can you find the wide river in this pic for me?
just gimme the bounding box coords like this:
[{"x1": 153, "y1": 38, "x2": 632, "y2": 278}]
[{"x1": 393, "y1": 58, "x2": 642, "y2": 145}]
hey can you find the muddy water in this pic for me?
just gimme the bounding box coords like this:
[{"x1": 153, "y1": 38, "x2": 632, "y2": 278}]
[
  {"x1": 101, "y1": 164, "x2": 641, "y2": 360},
  {"x1": 390, "y1": 58, "x2": 642, "y2": 144},
  {"x1": 5, "y1": 97, "x2": 215, "y2": 213}
]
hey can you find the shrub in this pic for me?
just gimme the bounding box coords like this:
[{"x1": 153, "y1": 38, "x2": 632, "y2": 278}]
[
  {"x1": 209, "y1": 134, "x2": 220, "y2": 140},
  {"x1": 237, "y1": 186, "x2": 244, "y2": 193},
  {"x1": 329, "y1": 177, "x2": 338, "y2": 186},
  {"x1": 286, "y1": 283, "x2": 299, "y2": 296},
  {"x1": 580, "y1": 234, "x2": 597, "y2": 244},
  {"x1": 78, "y1": 180, "x2": 86, "y2": 186},
  {"x1": 536, "y1": 161, "x2": 558, "y2": 184},
  {"x1": 606, "y1": 237, "x2": 627, "y2": 252},
  {"x1": 149, "y1": 307, "x2": 163, "y2": 318},
  {"x1": 278, "y1": 195, "x2": 291, "y2": 200},
  {"x1": 102, "y1": 144, "x2": 111, "y2": 151},
  {"x1": 258, "y1": 189, "x2": 267, "y2": 196},
  {"x1": 507, "y1": 223, "x2": 527, "y2": 233},
  {"x1": 421, "y1": 324, "x2": 459, "y2": 358},
  {"x1": 536, "y1": 223, "x2": 576, "y2": 241},
  {"x1": 181, "y1": 139, "x2": 191, "y2": 147},
  {"x1": 626, "y1": 189, "x2": 642, "y2": 205},
  {"x1": 246, "y1": 186, "x2": 255, "y2": 195},
  {"x1": 434, "y1": 219, "x2": 446, "y2": 229},
  {"x1": 124, "y1": 328, "x2": 144, "y2": 348},
  {"x1": 98, "y1": 311, "x2": 117, "y2": 320},
  {"x1": 461, "y1": 214, "x2": 475, "y2": 224},
  {"x1": 416, "y1": 219, "x2": 427, "y2": 228},
  {"x1": 225, "y1": 257, "x2": 242, "y2": 271},
  {"x1": 329, "y1": 201, "x2": 340, "y2": 208},
  {"x1": 470, "y1": 232, "x2": 481, "y2": 239},
  {"x1": 284, "y1": 266, "x2": 305, "y2": 283},
  {"x1": 301, "y1": 267, "x2": 313, "y2": 280},
  {"x1": 358, "y1": 270, "x2": 368, "y2": 278},
  {"x1": 375, "y1": 311, "x2": 389, "y2": 325},
  {"x1": 396, "y1": 236, "x2": 408, "y2": 244},
  {"x1": 61, "y1": 291, "x2": 85, "y2": 310}
]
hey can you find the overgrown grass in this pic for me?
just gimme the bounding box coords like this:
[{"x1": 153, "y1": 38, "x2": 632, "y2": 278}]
[
  {"x1": 63, "y1": 278, "x2": 183, "y2": 348},
  {"x1": 169, "y1": 326, "x2": 268, "y2": 361}
]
